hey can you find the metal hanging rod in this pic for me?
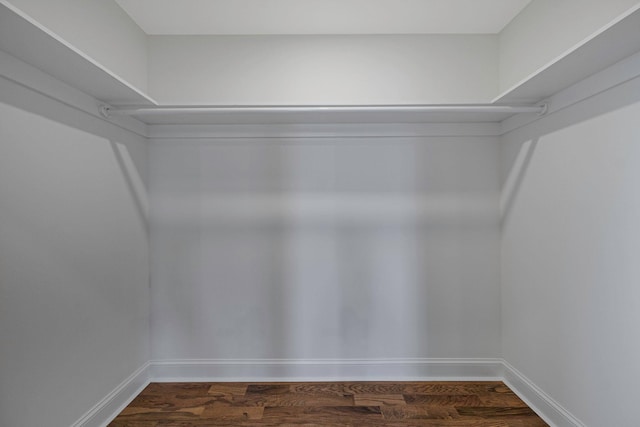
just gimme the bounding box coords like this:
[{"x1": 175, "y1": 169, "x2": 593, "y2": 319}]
[{"x1": 100, "y1": 104, "x2": 548, "y2": 118}]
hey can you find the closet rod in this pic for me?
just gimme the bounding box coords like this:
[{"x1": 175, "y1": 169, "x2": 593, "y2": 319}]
[{"x1": 100, "y1": 104, "x2": 547, "y2": 117}]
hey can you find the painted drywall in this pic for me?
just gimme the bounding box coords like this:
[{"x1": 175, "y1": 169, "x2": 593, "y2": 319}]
[
  {"x1": 3, "y1": 0, "x2": 148, "y2": 92},
  {"x1": 498, "y1": 0, "x2": 640, "y2": 94},
  {"x1": 501, "y1": 73, "x2": 640, "y2": 426},
  {"x1": 115, "y1": 0, "x2": 532, "y2": 35},
  {"x1": 149, "y1": 136, "x2": 501, "y2": 363},
  {"x1": 0, "y1": 90, "x2": 150, "y2": 426},
  {"x1": 148, "y1": 35, "x2": 498, "y2": 105}
]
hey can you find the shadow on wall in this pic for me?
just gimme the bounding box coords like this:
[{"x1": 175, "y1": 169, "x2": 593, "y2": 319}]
[
  {"x1": 109, "y1": 141, "x2": 148, "y2": 238},
  {"x1": 500, "y1": 138, "x2": 539, "y2": 227},
  {"x1": 500, "y1": 71, "x2": 640, "y2": 229},
  {"x1": 1, "y1": 74, "x2": 148, "y2": 188}
]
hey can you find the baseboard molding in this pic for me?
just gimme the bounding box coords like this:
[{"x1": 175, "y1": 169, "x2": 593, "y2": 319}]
[
  {"x1": 502, "y1": 360, "x2": 585, "y2": 427},
  {"x1": 70, "y1": 362, "x2": 151, "y2": 427},
  {"x1": 149, "y1": 358, "x2": 503, "y2": 382},
  {"x1": 70, "y1": 358, "x2": 587, "y2": 427}
]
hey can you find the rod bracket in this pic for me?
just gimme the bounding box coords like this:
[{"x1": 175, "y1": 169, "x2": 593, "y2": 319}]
[
  {"x1": 99, "y1": 105, "x2": 112, "y2": 118},
  {"x1": 537, "y1": 102, "x2": 549, "y2": 116}
]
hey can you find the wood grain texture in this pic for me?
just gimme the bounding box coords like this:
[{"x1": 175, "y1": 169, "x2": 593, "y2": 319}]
[{"x1": 109, "y1": 381, "x2": 548, "y2": 426}]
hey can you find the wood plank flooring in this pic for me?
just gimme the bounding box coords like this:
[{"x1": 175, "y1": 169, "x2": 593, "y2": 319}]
[{"x1": 109, "y1": 381, "x2": 548, "y2": 426}]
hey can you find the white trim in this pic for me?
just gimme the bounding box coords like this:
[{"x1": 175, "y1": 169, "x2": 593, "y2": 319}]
[
  {"x1": 148, "y1": 123, "x2": 501, "y2": 139},
  {"x1": 106, "y1": 105, "x2": 545, "y2": 116},
  {"x1": 151, "y1": 136, "x2": 499, "y2": 148},
  {"x1": 70, "y1": 362, "x2": 151, "y2": 427},
  {"x1": 149, "y1": 358, "x2": 503, "y2": 382},
  {"x1": 502, "y1": 360, "x2": 585, "y2": 427},
  {"x1": 68, "y1": 359, "x2": 588, "y2": 427}
]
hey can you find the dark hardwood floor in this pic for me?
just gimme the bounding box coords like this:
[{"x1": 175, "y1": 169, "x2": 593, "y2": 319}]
[{"x1": 109, "y1": 381, "x2": 548, "y2": 426}]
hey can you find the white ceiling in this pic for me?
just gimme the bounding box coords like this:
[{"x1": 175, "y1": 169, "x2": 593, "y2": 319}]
[{"x1": 115, "y1": 0, "x2": 532, "y2": 35}]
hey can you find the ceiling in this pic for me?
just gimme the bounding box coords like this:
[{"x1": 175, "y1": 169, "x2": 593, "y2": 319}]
[{"x1": 114, "y1": 0, "x2": 532, "y2": 35}]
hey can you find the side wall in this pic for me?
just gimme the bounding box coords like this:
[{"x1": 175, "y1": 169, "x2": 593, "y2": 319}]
[
  {"x1": 501, "y1": 72, "x2": 640, "y2": 426},
  {"x1": 0, "y1": 75, "x2": 150, "y2": 427},
  {"x1": 149, "y1": 134, "x2": 502, "y2": 371},
  {"x1": 148, "y1": 35, "x2": 498, "y2": 105}
]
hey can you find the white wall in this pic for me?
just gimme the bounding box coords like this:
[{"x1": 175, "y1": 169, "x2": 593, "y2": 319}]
[
  {"x1": 3, "y1": 0, "x2": 148, "y2": 92},
  {"x1": 498, "y1": 0, "x2": 640, "y2": 93},
  {"x1": 149, "y1": 136, "x2": 501, "y2": 364},
  {"x1": 148, "y1": 35, "x2": 498, "y2": 105},
  {"x1": 0, "y1": 83, "x2": 150, "y2": 426},
  {"x1": 501, "y1": 74, "x2": 640, "y2": 426}
]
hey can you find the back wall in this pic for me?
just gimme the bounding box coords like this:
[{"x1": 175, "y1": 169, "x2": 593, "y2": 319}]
[{"x1": 149, "y1": 134, "x2": 501, "y2": 372}]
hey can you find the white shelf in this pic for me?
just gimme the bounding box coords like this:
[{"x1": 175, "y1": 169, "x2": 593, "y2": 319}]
[
  {"x1": 0, "y1": 1, "x2": 156, "y2": 106},
  {"x1": 494, "y1": 5, "x2": 640, "y2": 104},
  {"x1": 2, "y1": 0, "x2": 640, "y2": 124},
  {"x1": 117, "y1": 108, "x2": 534, "y2": 125}
]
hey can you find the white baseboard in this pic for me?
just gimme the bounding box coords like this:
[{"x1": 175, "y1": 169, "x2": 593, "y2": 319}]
[
  {"x1": 502, "y1": 360, "x2": 585, "y2": 427},
  {"x1": 149, "y1": 358, "x2": 503, "y2": 382},
  {"x1": 71, "y1": 358, "x2": 587, "y2": 427},
  {"x1": 70, "y1": 362, "x2": 151, "y2": 427}
]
